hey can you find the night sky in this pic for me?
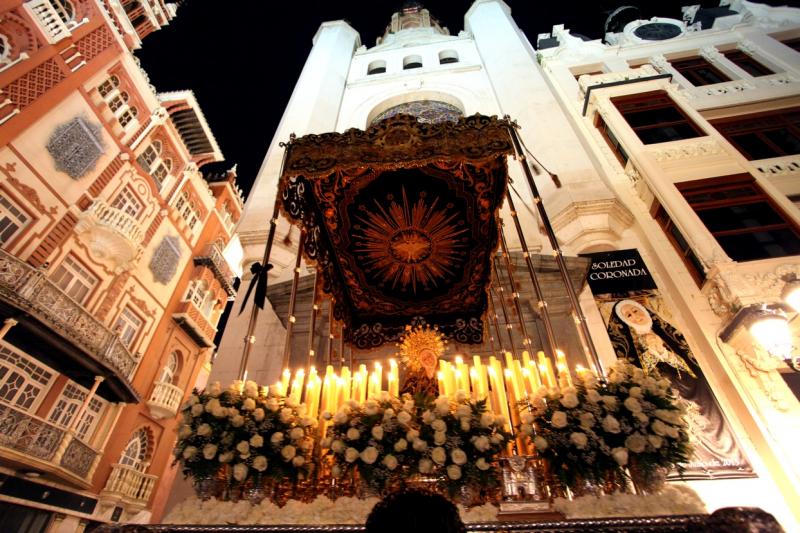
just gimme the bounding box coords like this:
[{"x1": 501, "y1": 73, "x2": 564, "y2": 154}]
[{"x1": 136, "y1": 0, "x2": 781, "y2": 195}]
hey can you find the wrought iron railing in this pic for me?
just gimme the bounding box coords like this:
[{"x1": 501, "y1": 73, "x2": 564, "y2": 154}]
[
  {"x1": 59, "y1": 432, "x2": 99, "y2": 478},
  {"x1": 194, "y1": 244, "x2": 236, "y2": 298},
  {"x1": 0, "y1": 249, "x2": 138, "y2": 379}
]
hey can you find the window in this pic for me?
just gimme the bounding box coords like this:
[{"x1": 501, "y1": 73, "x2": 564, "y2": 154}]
[
  {"x1": 48, "y1": 383, "x2": 106, "y2": 441},
  {"x1": 184, "y1": 280, "x2": 208, "y2": 308},
  {"x1": 710, "y1": 108, "x2": 800, "y2": 160},
  {"x1": 781, "y1": 38, "x2": 800, "y2": 53},
  {"x1": 595, "y1": 114, "x2": 629, "y2": 166},
  {"x1": 113, "y1": 307, "x2": 143, "y2": 349},
  {"x1": 0, "y1": 34, "x2": 10, "y2": 63},
  {"x1": 367, "y1": 60, "x2": 386, "y2": 75},
  {"x1": 50, "y1": 255, "x2": 98, "y2": 305},
  {"x1": 722, "y1": 50, "x2": 774, "y2": 77},
  {"x1": 108, "y1": 92, "x2": 128, "y2": 113},
  {"x1": 111, "y1": 187, "x2": 143, "y2": 219},
  {"x1": 670, "y1": 56, "x2": 731, "y2": 86},
  {"x1": 98, "y1": 75, "x2": 120, "y2": 98},
  {"x1": 403, "y1": 55, "x2": 422, "y2": 70},
  {"x1": 138, "y1": 141, "x2": 161, "y2": 170},
  {"x1": 612, "y1": 91, "x2": 704, "y2": 144},
  {"x1": 438, "y1": 50, "x2": 459, "y2": 65},
  {"x1": 120, "y1": 428, "x2": 149, "y2": 471},
  {"x1": 158, "y1": 351, "x2": 180, "y2": 384},
  {"x1": 53, "y1": 0, "x2": 75, "y2": 24},
  {"x1": 0, "y1": 343, "x2": 54, "y2": 411},
  {"x1": 175, "y1": 191, "x2": 200, "y2": 230},
  {"x1": 653, "y1": 203, "x2": 706, "y2": 285},
  {"x1": 679, "y1": 175, "x2": 800, "y2": 262},
  {"x1": 0, "y1": 193, "x2": 30, "y2": 246},
  {"x1": 119, "y1": 107, "x2": 137, "y2": 128}
]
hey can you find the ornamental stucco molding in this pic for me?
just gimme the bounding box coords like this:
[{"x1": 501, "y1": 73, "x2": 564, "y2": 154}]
[
  {"x1": 549, "y1": 198, "x2": 634, "y2": 246},
  {"x1": 737, "y1": 40, "x2": 758, "y2": 55},
  {"x1": 699, "y1": 45, "x2": 723, "y2": 62},
  {"x1": 703, "y1": 261, "x2": 800, "y2": 317},
  {"x1": 648, "y1": 138, "x2": 724, "y2": 162},
  {"x1": 648, "y1": 54, "x2": 670, "y2": 72}
]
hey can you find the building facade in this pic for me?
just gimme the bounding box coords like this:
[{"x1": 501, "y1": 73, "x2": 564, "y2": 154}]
[
  {"x1": 214, "y1": 0, "x2": 800, "y2": 528},
  {"x1": 0, "y1": 0, "x2": 243, "y2": 531}
]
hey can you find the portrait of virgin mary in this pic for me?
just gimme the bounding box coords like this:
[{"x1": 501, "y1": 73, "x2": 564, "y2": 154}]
[{"x1": 607, "y1": 299, "x2": 751, "y2": 477}]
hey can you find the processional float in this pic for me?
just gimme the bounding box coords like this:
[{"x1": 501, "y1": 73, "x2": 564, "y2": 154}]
[{"x1": 173, "y1": 113, "x2": 700, "y2": 524}]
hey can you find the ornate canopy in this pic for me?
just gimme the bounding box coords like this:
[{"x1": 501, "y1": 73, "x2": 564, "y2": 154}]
[{"x1": 279, "y1": 114, "x2": 514, "y2": 348}]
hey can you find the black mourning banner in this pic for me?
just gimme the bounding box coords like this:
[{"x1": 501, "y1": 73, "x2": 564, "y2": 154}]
[
  {"x1": 583, "y1": 249, "x2": 754, "y2": 480},
  {"x1": 582, "y1": 248, "x2": 657, "y2": 294}
]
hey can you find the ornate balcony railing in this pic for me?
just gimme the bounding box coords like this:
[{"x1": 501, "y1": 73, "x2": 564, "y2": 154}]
[
  {"x1": 193, "y1": 244, "x2": 236, "y2": 298},
  {"x1": 0, "y1": 402, "x2": 101, "y2": 485},
  {"x1": 146, "y1": 381, "x2": 184, "y2": 419},
  {"x1": 172, "y1": 300, "x2": 216, "y2": 348},
  {"x1": 101, "y1": 463, "x2": 158, "y2": 511},
  {"x1": 23, "y1": 0, "x2": 88, "y2": 44},
  {"x1": 75, "y1": 200, "x2": 145, "y2": 273},
  {"x1": 0, "y1": 249, "x2": 138, "y2": 380}
]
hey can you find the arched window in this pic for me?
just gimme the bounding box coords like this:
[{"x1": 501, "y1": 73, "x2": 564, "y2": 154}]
[
  {"x1": 98, "y1": 75, "x2": 120, "y2": 98},
  {"x1": 439, "y1": 50, "x2": 459, "y2": 64},
  {"x1": 0, "y1": 34, "x2": 10, "y2": 64},
  {"x1": 158, "y1": 351, "x2": 180, "y2": 384},
  {"x1": 403, "y1": 55, "x2": 423, "y2": 70},
  {"x1": 200, "y1": 290, "x2": 216, "y2": 317},
  {"x1": 119, "y1": 107, "x2": 138, "y2": 128},
  {"x1": 138, "y1": 140, "x2": 161, "y2": 170},
  {"x1": 120, "y1": 428, "x2": 149, "y2": 471},
  {"x1": 53, "y1": 0, "x2": 76, "y2": 24},
  {"x1": 367, "y1": 59, "x2": 386, "y2": 75}
]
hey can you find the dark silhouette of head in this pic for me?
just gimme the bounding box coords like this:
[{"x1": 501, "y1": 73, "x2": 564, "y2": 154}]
[{"x1": 366, "y1": 489, "x2": 466, "y2": 533}]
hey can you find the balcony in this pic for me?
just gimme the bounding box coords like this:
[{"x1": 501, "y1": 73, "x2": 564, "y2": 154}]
[
  {"x1": 0, "y1": 250, "x2": 139, "y2": 402},
  {"x1": 0, "y1": 402, "x2": 101, "y2": 487},
  {"x1": 23, "y1": 0, "x2": 88, "y2": 44},
  {"x1": 100, "y1": 463, "x2": 157, "y2": 512},
  {"x1": 75, "y1": 200, "x2": 145, "y2": 273},
  {"x1": 193, "y1": 244, "x2": 236, "y2": 299},
  {"x1": 146, "y1": 381, "x2": 184, "y2": 419},
  {"x1": 172, "y1": 300, "x2": 216, "y2": 348}
]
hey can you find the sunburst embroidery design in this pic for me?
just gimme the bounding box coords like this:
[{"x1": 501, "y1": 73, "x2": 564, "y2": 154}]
[{"x1": 352, "y1": 187, "x2": 469, "y2": 295}]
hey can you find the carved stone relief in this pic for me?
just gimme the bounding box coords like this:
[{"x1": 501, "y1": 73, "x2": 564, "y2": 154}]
[
  {"x1": 46, "y1": 116, "x2": 104, "y2": 179},
  {"x1": 149, "y1": 235, "x2": 182, "y2": 284}
]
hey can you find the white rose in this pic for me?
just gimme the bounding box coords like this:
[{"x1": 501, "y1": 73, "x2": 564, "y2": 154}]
[
  {"x1": 242, "y1": 398, "x2": 256, "y2": 411},
  {"x1": 456, "y1": 405, "x2": 471, "y2": 418},
  {"x1": 602, "y1": 415, "x2": 621, "y2": 434},
  {"x1": 451, "y1": 448, "x2": 467, "y2": 465},
  {"x1": 560, "y1": 394, "x2": 579, "y2": 409},
  {"x1": 327, "y1": 440, "x2": 343, "y2": 454},
  {"x1": 397, "y1": 411, "x2": 412, "y2": 426},
  {"x1": 383, "y1": 408, "x2": 395, "y2": 421},
  {"x1": 281, "y1": 445, "x2": 297, "y2": 461},
  {"x1": 182, "y1": 446, "x2": 197, "y2": 460},
  {"x1": 228, "y1": 380, "x2": 243, "y2": 395},
  {"x1": 422, "y1": 410, "x2": 436, "y2": 424},
  {"x1": 473, "y1": 435, "x2": 490, "y2": 452},
  {"x1": 178, "y1": 424, "x2": 192, "y2": 439},
  {"x1": 579, "y1": 412, "x2": 595, "y2": 429},
  {"x1": 244, "y1": 380, "x2": 259, "y2": 398},
  {"x1": 418, "y1": 458, "x2": 433, "y2": 474},
  {"x1": 551, "y1": 411, "x2": 568, "y2": 429},
  {"x1": 570, "y1": 432, "x2": 588, "y2": 449},
  {"x1": 612, "y1": 447, "x2": 629, "y2": 466},
  {"x1": 253, "y1": 408, "x2": 265, "y2": 422},
  {"x1": 252, "y1": 455, "x2": 268, "y2": 472},
  {"x1": 218, "y1": 451, "x2": 234, "y2": 463},
  {"x1": 370, "y1": 426, "x2": 384, "y2": 441},
  {"x1": 651, "y1": 419, "x2": 668, "y2": 436},
  {"x1": 632, "y1": 368, "x2": 645, "y2": 381},
  {"x1": 202, "y1": 444, "x2": 217, "y2": 460},
  {"x1": 434, "y1": 431, "x2": 447, "y2": 445},
  {"x1": 236, "y1": 441, "x2": 249, "y2": 455},
  {"x1": 212, "y1": 406, "x2": 227, "y2": 418},
  {"x1": 292, "y1": 455, "x2": 305, "y2": 467},
  {"x1": 207, "y1": 382, "x2": 222, "y2": 397},
  {"x1": 249, "y1": 435, "x2": 264, "y2": 448},
  {"x1": 446, "y1": 464, "x2": 462, "y2": 480},
  {"x1": 476, "y1": 457, "x2": 491, "y2": 470},
  {"x1": 480, "y1": 413, "x2": 495, "y2": 428},
  {"x1": 191, "y1": 403, "x2": 204, "y2": 417},
  {"x1": 364, "y1": 400, "x2": 379, "y2": 416},
  {"x1": 290, "y1": 427, "x2": 305, "y2": 441},
  {"x1": 383, "y1": 454, "x2": 398, "y2": 470},
  {"x1": 233, "y1": 463, "x2": 248, "y2": 482},
  {"x1": 455, "y1": 390, "x2": 468, "y2": 402},
  {"x1": 333, "y1": 411, "x2": 348, "y2": 425},
  {"x1": 460, "y1": 418, "x2": 471, "y2": 432},
  {"x1": 406, "y1": 429, "x2": 420, "y2": 442},
  {"x1": 412, "y1": 439, "x2": 428, "y2": 452},
  {"x1": 345, "y1": 447, "x2": 359, "y2": 463},
  {"x1": 586, "y1": 389, "x2": 602, "y2": 403},
  {"x1": 431, "y1": 419, "x2": 446, "y2": 432},
  {"x1": 266, "y1": 398, "x2": 279, "y2": 412},
  {"x1": 625, "y1": 434, "x2": 647, "y2": 453},
  {"x1": 393, "y1": 439, "x2": 407, "y2": 452},
  {"x1": 403, "y1": 400, "x2": 414, "y2": 412},
  {"x1": 624, "y1": 397, "x2": 643, "y2": 413},
  {"x1": 279, "y1": 408, "x2": 293, "y2": 423},
  {"x1": 205, "y1": 398, "x2": 220, "y2": 413},
  {"x1": 231, "y1": 415, "x2": 245, "y2": 427},
  {"x1": 534, "y1": 436, "x2": 548, "y2": 451},
  {"x1": 432, "y1": 446, "x2": 447, "y2": 464},
  {"x1": 648, "y1": 435, "x2": 663, "y2": 449},
  {"x1": 601, "y1": 396, "x2": 618, "y2": 410},
  {"x1": 346, "y1": 428, "x2": 360, "y2": 441},
  {"x1": 629, "y1": 386, "x2": 643, "y2": 399},
  {"x1": 361, "y1": 446, "x2": 379, "y2": 464},
  {"x1": 271, "y1": 432, "x2": 284, "y2": 445},
  {"x1": 434, "y1": 398, "x2": 450, "y2": 416}
]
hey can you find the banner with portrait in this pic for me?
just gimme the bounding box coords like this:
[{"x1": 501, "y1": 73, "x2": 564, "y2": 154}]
[{"x1": 582, "y1": 249, "x2": 753, "y2": 479}]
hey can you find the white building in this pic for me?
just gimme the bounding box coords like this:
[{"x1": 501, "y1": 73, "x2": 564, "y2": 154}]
[{"x1": 214, "y1": 1, "x2": 800, "y2": 527}]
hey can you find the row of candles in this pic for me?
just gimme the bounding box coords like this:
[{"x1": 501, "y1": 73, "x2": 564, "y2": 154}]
[{"x1": 268, "y1": 350, "x2": 589, "y2": 435}]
